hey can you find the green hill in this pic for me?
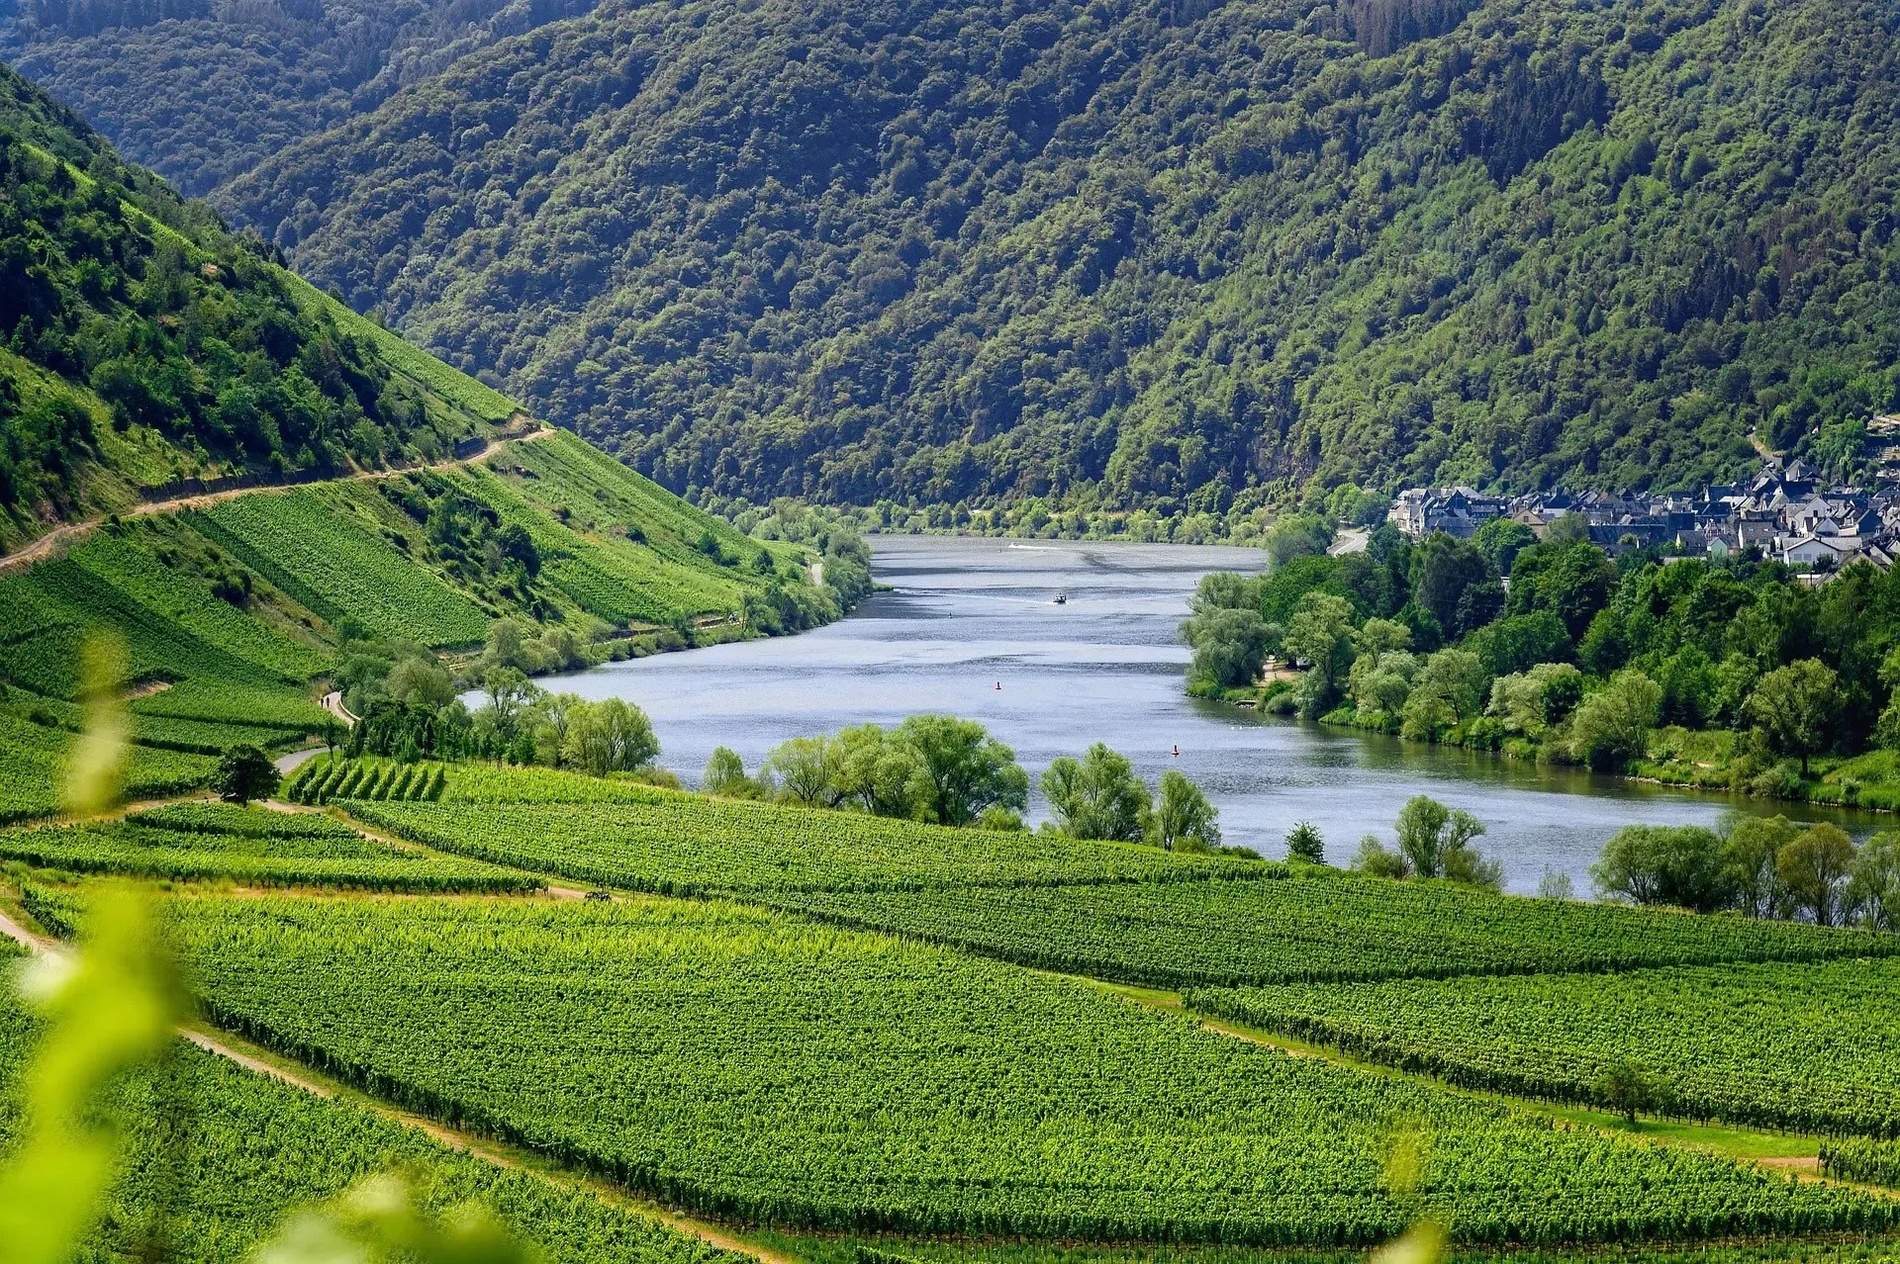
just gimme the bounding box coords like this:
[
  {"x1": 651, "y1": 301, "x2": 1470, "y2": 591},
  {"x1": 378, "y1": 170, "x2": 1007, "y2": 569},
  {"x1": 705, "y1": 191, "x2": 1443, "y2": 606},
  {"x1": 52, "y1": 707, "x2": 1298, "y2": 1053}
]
[
  {"x1": 173, "y1": 0, "x2": 1900, "y2": 516},
  {"x1": 0, "y1": 61, "x2": 852, "y2": 821}
]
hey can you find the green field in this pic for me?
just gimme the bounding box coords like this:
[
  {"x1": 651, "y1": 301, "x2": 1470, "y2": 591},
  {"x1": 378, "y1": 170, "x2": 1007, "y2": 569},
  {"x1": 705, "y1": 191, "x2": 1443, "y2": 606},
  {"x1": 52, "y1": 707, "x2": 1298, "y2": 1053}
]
[
  {"x1": 192, "y1": 488, "x2": 494, "y2": 647},
  {"x1": 1192, "y1": 957, "x2": 1900, "y2": 1136},
  {"x1": 156, "y1": 893, "x2": 1890, "y2": 1247},
  {"x1": 0, "y1": 948, "x2": 743, "y2": 1263},
  {"x1": 0, "y1": 804, "x2": 536, "y2": 891},
  {"x1": 765, "y1": 875, "x2": 1894, "y2": 988},
  {"x1": 0, "y1": 709, "x2": 220, "y2": 823},
  {"x1": 346, "y1": 792, "x2": 1268, "y2": 896}
]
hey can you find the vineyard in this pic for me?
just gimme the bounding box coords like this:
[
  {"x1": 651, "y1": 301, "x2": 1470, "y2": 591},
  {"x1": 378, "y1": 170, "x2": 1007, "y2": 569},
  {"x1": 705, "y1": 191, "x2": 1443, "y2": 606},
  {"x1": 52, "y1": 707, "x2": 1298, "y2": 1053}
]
[
  {"x1": 765, "y1": 875, "x2": 1895, "y2": 988},
  {"x1": 155, "y1": 892, "x2": 1892, "y2": 1247},
  {"x1": 1191, "y1": 958, "x2": 1900, "y2": 1137},
  {"x1": 192, "y1": 489, "x2": 493, "y2": 647},
  {"x1": 0, "y1": 975, "x2": 743, "y2": 1264},
  {"x1": 0, "y1": 709, "x2": 219, "y2": 823},
  {"x1": 1824, "y1": 1138, "x2": 1900, "y2": 1188},
  {"x1": 0, "y1": 810, "x2": 536, "y2": 892},
  {"x1": 288, "y1": 756, "x2": 450, "y2": 805},
  {"x1": 346, "y1": 794, "x2": 1269, "y2": 895}
]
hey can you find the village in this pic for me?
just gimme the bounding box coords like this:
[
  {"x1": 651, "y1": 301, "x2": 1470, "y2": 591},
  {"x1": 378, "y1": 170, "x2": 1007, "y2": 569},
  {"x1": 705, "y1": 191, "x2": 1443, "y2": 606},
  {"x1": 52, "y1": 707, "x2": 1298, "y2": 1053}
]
[{"x1": 1389, "y1": 455, "x2": 1900, "y2": 575}]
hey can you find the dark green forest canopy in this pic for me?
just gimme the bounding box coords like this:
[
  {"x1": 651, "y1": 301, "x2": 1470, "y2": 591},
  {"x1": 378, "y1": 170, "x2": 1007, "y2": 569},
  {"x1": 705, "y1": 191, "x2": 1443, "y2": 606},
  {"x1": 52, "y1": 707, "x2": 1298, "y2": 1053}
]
[
  {"x1": 0, "y1": 58, "x2": 510, "y2": 545},
  {"x1": 184, "y1": 0, "x2": 1900, "y2": 513}
]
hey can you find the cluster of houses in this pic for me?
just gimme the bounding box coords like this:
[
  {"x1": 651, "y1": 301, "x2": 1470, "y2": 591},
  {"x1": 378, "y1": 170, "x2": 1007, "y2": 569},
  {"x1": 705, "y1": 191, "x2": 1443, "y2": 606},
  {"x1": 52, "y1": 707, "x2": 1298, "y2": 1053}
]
[{"x1": 1389, "y1": 458, "x2": 1900, "y2": 576}]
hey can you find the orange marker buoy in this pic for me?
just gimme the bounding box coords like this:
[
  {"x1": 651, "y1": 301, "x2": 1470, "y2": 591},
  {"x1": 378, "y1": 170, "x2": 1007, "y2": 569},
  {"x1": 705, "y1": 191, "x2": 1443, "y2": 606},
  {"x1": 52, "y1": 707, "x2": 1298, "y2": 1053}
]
[{"x1": 1171, "y1": 744, "x2": 1180, "y2": 757}]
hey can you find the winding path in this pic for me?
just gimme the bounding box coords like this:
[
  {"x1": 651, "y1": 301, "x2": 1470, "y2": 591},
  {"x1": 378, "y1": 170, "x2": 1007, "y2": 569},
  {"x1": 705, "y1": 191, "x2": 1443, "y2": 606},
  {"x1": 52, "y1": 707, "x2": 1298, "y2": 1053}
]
[{"x1": 0, "y1": 426, "x2": 554, "y2": 575}]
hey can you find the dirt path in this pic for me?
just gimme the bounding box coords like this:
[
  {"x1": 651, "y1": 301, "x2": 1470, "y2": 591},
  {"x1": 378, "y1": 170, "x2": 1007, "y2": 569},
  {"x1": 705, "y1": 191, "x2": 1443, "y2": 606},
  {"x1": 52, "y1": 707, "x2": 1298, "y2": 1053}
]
[{"x1": 0, "y1": 426, "x2": 554, "y2": 575}]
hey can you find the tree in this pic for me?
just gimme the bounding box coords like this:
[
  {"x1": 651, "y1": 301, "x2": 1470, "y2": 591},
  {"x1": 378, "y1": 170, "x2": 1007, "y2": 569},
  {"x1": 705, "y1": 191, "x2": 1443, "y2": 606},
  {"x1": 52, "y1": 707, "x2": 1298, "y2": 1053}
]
[
  {"x1": 1595, "y1": 1061, "x2": 1664, "y2": 1125},
  {"x1": 833, "y1": 723, "x2": 929, "y2": 818},
  {"x1": 1285, "y1": 821, "x2": 1325, "y2": 864},
  {"x1": 1591, "y1": 825, "x2": 1734, "y2": 912},
  {"x1": 1041, "y1": 743, "x2": 1151, "y2": 842},
  {"x1": 563, "y1": 698, "x2": 659, "y2": 777},
  {"x1": 531, "y1": 692, "x2": 582, "y2": 768},
  {"x1": 1410, "y1": 533, "x2": 1495, "y2": 638},
  {"x1": 1848, "y1": 831, "x2": 1900, "y2": 930},
  {"x1": 1506, "y1": 541, "x2": 1617, "y2": 640},
  {"x1": 1350, "y1": 834, "x2": 1412, "y2": 879},
  {"x1": 703, "y1": 746, "x2": 753, "y2": 796},
  {"x1": 1718, "y1": 813, "x2": 1799, "y2": 918},
  {"x1": 1474, "y1": 517, "x2": 1538, "y2": 576},
  {"x1": 1567, "y1": 670, "x2": 1662, "y2": 772},
  {"x1": 1393, "y1": 795, "x2": 1489, "y2": 881},
  {"x1": 1745, "y1": 659, "x2": 1845, "y2": 776},
  {"x1": 479, "y1": 667, "x2": 539, "y2": 751},
  {"x1": 896, "y1": 714, "x2": 1028, "y2": 827},
  {"x1": 1776, "y1": 824, "x2": 1855, "y2": 926},
  {"x1": 1407, "y1": 649, "x2": 1491, "y2": 723},
  {"x1": 1284, "y1": 591, "x2": 1357, "y2": 717},
  {"x1": 1263, "y1": 513, "x2": 1334, "y2": 566},
  {"x1": 386, "y1": 655, "x2": 455, "y2": 709},
  {"x1": 764, "y1": 735, "x2": 843, "y2": 807},
  {"x1": 1181, "y1": 605, "x2": 1270, "y2": 689},
  {"x1": 1148, "y1": 770, "x2": 1221, "y2": 853},
  {"x1": 216, "y1": 744, "x2": 280, "y2": 805}
]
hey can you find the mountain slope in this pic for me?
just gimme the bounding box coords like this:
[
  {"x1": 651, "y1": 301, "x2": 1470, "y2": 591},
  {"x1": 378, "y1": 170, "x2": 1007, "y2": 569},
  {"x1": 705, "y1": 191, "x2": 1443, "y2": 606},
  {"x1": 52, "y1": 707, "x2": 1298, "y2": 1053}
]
[
  {"x1": 0, "y1": 60, "x2": 851, "y2": 820},
  {"x1": 0, "y1": 0, "x2": 604, "y2": 197},
  {"x1": 205, "y1": 0, "x2": 1900, "y2": 514}
]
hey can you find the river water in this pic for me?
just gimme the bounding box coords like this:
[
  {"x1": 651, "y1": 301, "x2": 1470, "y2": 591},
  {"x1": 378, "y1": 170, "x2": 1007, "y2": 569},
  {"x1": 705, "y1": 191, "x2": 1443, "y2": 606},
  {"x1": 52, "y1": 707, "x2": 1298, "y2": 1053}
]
[{"x1": 549, "y1": 536, "x2": 1873, "y2": 894}]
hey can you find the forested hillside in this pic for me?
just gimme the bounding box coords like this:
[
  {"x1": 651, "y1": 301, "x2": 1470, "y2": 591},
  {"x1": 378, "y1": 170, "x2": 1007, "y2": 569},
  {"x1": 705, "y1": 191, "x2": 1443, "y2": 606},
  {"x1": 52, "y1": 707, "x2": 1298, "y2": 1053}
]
[
  {"x1": 0, "y1": 0, "x2": 602, "y2": 196},
  {"x1": 191, "y1": 0, "x2": 1900, "y2": 517},
  {"x1": 0, "y1": 57, "x2": 534, "y2": 551}
]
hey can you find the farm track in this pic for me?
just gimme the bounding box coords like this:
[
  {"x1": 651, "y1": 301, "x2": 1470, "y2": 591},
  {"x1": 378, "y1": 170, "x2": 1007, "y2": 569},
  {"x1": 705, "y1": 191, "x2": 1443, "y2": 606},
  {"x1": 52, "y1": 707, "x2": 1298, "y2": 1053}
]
[
  {"x1": 0, "y1": 901, "x2": 800, "y2": 1264},
  {"x1": 0, "y1": 425, "x2": 554, "y2": 575}
]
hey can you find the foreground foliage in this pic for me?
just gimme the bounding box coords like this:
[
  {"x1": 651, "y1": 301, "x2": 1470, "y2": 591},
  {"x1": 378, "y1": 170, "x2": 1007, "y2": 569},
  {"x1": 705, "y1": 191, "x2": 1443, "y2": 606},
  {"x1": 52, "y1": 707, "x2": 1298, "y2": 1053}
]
[
  {"x1": 160, "y1": 893, "x2": 1889, "y2": 1246},
  {"x1": 1194, "y1": 957, "x2": 1900, "y2": 1136}
]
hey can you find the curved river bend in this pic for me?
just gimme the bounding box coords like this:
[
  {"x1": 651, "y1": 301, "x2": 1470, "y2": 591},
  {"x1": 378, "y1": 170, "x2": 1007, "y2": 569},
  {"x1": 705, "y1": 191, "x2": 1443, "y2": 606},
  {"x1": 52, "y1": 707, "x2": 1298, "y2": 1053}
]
[{"x1": 548, "y1": 536, "x2": 1876, "y2": 894}]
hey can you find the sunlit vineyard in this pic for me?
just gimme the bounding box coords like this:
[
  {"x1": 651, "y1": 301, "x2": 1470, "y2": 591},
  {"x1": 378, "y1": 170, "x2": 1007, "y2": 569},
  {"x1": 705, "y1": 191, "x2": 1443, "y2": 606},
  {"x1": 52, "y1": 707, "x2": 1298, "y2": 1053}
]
[
  {"x1": 158, "y1": 893, "x2": 1891, "y2": 1247},
  {"x1": 193, "y1": 490, "x2": 492, "y2": 647},
  {"x1": 765, "y1": 875, "x2": 1894, "y2": 987},
  {"x1": 1193, "y1": 958, "x2": 1900, "y2": 1136},
  {"x1": 0, "y1": 972, "x2": 744, "y2": 1263},
  {"x1": 347, "y1": 793, "x2": 1268, "y2": 895},
  {"x1": 0, "y1": 810, "x2": 535, "y2": 892},
  {"x1": 1824, "y1": 1138, "x2": 1900, "y2": 1188}
]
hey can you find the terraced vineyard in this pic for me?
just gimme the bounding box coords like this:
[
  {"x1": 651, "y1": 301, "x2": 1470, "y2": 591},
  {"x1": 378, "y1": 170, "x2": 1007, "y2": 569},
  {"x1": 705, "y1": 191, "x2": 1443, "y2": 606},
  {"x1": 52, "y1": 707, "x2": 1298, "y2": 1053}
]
[
  {"x1": 192, "y1": 489, "x2": 493, "y2": 647},
  {"x1": 1192, "y1": 958, "x2": 1900, "y2": 1136},
  {"x1": 0, "y1": 709, "x2": 218, "y2": 824},
  {"x1": 347, "y1": 794, "x2": 1269, "y2": 895},
  {"x1": 161, "y1": 893, "x2": 1888, "y2": 1247},
  {"x1": 0, "y1": 963, "x2": 745, "y2": 1264},
  {"x1": 766, "y1": 876, "x2": 1895, "y2": 987},
  {"x1": 0, "y1": 804, "x2": 535, "y2": 891}
]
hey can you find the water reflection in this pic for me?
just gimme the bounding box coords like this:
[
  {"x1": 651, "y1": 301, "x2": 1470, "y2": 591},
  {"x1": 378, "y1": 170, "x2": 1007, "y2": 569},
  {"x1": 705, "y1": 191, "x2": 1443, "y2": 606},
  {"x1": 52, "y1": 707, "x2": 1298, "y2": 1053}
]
[{"x1": 546, "y1": 536, "x2": 1881, "y2": 894}]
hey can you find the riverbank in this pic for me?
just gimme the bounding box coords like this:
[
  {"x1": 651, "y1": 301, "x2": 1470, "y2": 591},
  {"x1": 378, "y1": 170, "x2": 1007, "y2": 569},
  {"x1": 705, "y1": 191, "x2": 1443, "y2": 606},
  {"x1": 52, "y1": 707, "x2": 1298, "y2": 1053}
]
[{"x1": 1203, "y1": 682, "x2": 1900, "y2": 817}]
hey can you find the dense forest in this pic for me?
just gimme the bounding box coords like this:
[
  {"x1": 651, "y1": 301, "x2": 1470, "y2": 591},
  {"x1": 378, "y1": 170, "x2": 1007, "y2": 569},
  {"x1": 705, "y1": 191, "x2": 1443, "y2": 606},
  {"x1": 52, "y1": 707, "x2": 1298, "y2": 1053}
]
[
  {"x1": 0, "y1": 58, "x2": 522, "y2": 548},
  {"x1": 0, "y1": 0, "x2": 601, "y2": 196},
  {"x1": 171, "y1": 0, "x2": 1900, "y2": 519}
]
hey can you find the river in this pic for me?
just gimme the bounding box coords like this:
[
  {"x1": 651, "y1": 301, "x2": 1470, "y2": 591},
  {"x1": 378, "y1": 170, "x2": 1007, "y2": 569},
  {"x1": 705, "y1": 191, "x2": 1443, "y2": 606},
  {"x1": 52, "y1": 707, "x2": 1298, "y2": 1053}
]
[{"x1": 548, "y1": 535, "x2": 1875, "y2": 894}]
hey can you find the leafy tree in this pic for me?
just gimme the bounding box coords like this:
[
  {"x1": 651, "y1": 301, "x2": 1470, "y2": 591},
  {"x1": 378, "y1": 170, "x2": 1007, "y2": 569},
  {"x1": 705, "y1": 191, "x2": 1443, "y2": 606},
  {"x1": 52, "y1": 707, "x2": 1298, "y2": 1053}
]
[
  {"x1": 1263, "y1": 514, "x2": 1335, "y2": 566},
  {"x1": 703, "y1": 746, "x2": 754, "y2": 797},
  {"x1": 1507, "y1": 542, "x2": 1617, "y2": 641},
  {"x1": 1848, "y1": 831, "x2": 1900, "y2": 931},
  {"x1": 1466, "y1": 611, "x2": 1572, "y2": 678},
  {"x1": 832, "y1": 723, "x2": 930, "y2": 818},
  {"x1": 1595, "y1": 1061, "x2": 1665, "y2": 1125},
  {"x1": 764, "y1": 735, "x2": 842, "y2": 807},
  {"x1": 1041, "y1": 742, "x2": 1151, "y2": 843},
  {"x1": 1410, "y1": 533, "x2": 1496, "y2": 639},
  {"x1": 1181, "y1": 606, "x2": 1270, "y2": 690},
  {"x1": 1284, "y1": 591, "x2": 1358, "y2": 718},
  {"x1": 1591, "y1": 825, "x2": 1735, "y2": 913},
  {"x1": 1148, "y1": 770, "x2": 1221, "y2": 853},
  {"x1": 1746, "y1": 659, "x2": 1845, "y2": 776},
  {"x1": 1350, "y1": 834, "x2": 1412, "y2": 879},
  {"x1": 895, "y1": 714, "x2": 1028, "y2": 828},
  {"x1": 1567, "y1": 670, "x2": 1661, "y2": 771},
  {"x1": 215, "y1": 743, "x2": 279, "y2": 805},
  {"x1": 563, "y1": 698, "x2": 659, "y2": 777},
  {"x1": 1474, "y1": 518, "x2": 1538, "y2": 576},
  {"x1": 1393, "y1": 794, "x2": 1488, "y2": 881},
  {"x1": 1776, "y1": 824, "x2": 1856, "y2": 927},
  {"x1": 1724, "y1": 814, "x2": 1803, "y2": 919},
  {"x1": 1285, "y1": 821, "x2": 1325, "y2": 864}
]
